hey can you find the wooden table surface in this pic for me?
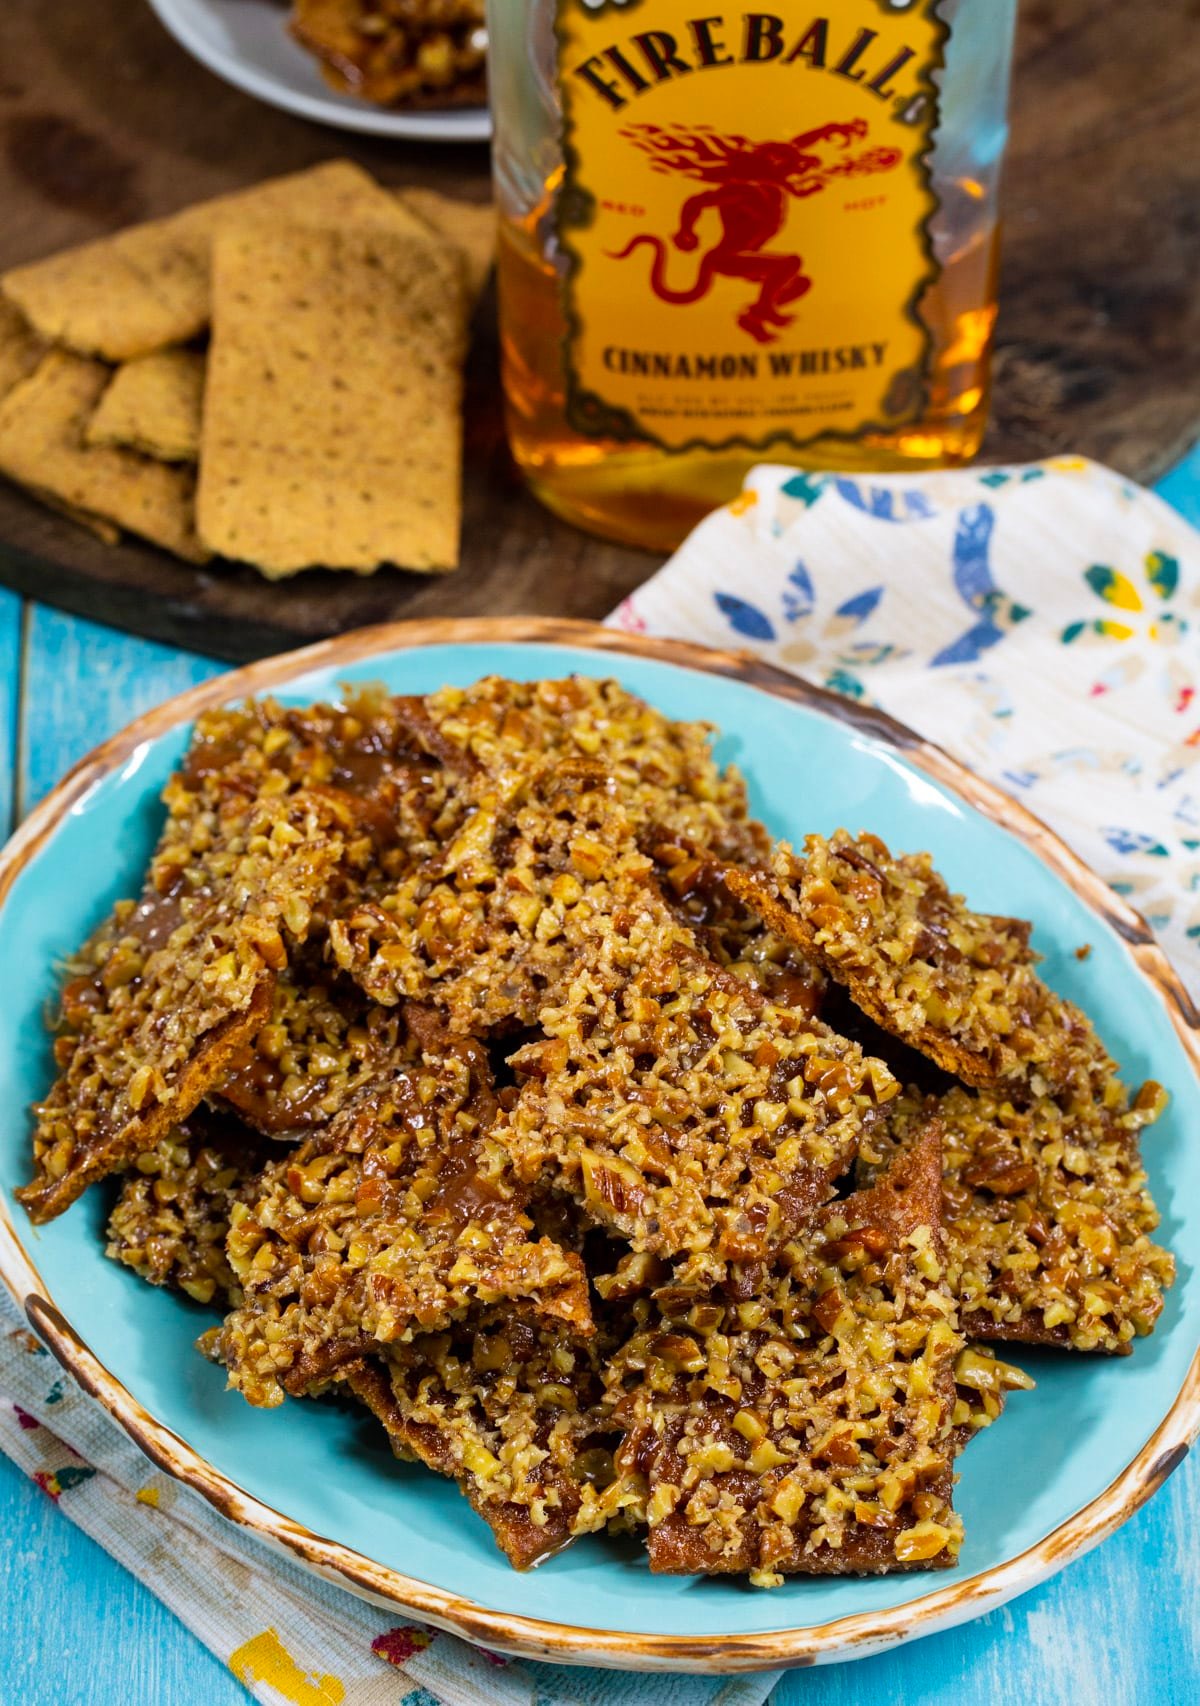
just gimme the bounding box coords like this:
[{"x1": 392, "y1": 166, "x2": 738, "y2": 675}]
[
  {"x1": 0, "y1": 0, "x2": 1195, "y2": 658},
  {"x1": 1, "y1": 1, "x2": 1199, "y2": 1701}
]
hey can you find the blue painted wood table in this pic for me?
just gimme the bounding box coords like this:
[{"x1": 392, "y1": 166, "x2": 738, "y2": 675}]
[{"x1": 2, "y1": 454, "x2": 1199, "y2": 1705}]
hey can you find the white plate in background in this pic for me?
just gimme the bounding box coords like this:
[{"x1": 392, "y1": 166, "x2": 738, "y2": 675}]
[{"x1": 147, "y1": 0, "x2": 491, "y2": 141}]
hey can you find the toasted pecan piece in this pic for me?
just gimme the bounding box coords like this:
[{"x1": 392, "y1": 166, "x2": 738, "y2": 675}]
[
  {"x1": 728, "y1": 832, "x2": 1111, "y2": 1097},
  {"x1": 605, "y1": 1128, "x2": 967, "y2": 1580},
  {"x1": 947, "y1": 1344, "x2": 1035, "y2": 1452}
]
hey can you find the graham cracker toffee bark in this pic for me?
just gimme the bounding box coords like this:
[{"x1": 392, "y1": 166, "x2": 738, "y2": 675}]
[
  {"x1": 105, "y1": 1114, "x2": 270, "y2": 1308},
  {"x1": 728, "y1": 830, "x2": 1110, "y2": 1096},
  {"x1": 213, "y1": 963, "x2": 409, "y2": 1138},
  {"x1": 392, "y1": 675, "x2": 770, "y2": 865},
  {"x1": 654, "y1": 838, "x2": 827, "y2": 1010},
  {"x1": 177, "y1": 685, "x2": 468, "y2": 886},
  {"x1": 330, "y1": 677, "x2": 771, "y2": 1030},
  {"x1": 19, "y1": 787, "x2": 347, "y2": 1223},
  {"x1": 23, "y1": 684, "x2": 464, "y2": 1224},
  {"x1": 330, "y1": 761, "x2": 660, "y2": 1033},
  {"x1": 864, "y1": 1085, "x2": 1175, "y2": 1356},
  {"x1": 215, "y1": 1008, "x2": 591, "y2": 1408},
  {"x1": 604, "y1": 1130, "x2": 968, "y2": 1582},
  {"x1": 498, "y1": 886, "x2": 898, "y2": 1272},
  {"x1": 353, "y1": 1313, "x2": 631, "y2": 1570},
  {"x1": 291, "y1": 0, "x2": 488, "y2": 111}
]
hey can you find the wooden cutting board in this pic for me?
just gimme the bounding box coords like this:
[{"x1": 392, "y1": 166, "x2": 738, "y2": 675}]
[{"x1": 0, "y1": 0, "x2": 1195, "y2": 663}]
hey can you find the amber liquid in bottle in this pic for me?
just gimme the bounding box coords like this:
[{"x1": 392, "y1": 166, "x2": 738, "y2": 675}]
[{"x1": 499, "y1": 188, "x2": 999, "y2": 551}]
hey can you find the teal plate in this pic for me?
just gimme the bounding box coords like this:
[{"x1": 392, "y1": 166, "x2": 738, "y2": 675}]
[{"x1": 1, "y1": 619, "x2": 1197, "y2": 1672}]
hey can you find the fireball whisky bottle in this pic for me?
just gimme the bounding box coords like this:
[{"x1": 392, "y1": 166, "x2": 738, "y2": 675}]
[{"x1": 488, "y1": 0, "x2": 1018, "y2": 550}]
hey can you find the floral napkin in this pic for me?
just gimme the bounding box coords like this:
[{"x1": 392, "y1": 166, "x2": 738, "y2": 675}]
[
  {"x1": 3, "y1": 454, "x2": 1198, "y2": 1704},
  {"x1": 0, "y1": 1295, "x2": 776, "y2": 1706},
  {"x1": 611, "y1": 456, "x2": 1200, "y2": 992}
]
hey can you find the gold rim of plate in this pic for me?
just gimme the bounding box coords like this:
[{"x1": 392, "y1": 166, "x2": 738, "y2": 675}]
[{"x1": 0, "y1": 615, "x2": 1197, "y2": 1672}]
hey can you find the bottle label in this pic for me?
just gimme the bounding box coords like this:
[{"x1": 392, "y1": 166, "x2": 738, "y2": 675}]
[{"x1": 554, "y1": 2, "x2": 946, "y2": 452}]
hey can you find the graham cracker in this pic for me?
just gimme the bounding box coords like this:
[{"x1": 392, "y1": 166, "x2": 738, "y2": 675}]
[
  {"x1": 0, "y1": 350, "x2": 207, "y2": 560},
  {"x1": 1, "y1": 161, "x2": 428, "y2": 363},
  {"x1": 197, "y1": 220, "x2": 465, "y2": 577},
  {"x1": 87, "y1": 348, "x2": 206, "y2": 462},
  {"x1": 399, "y1": 188, "x2": 494, "y2": 307},
  {"x1": 0, "y1": 298, "x2": 46, "y2": 401}
]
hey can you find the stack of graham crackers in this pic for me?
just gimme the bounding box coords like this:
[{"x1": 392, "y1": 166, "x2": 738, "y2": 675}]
[{"x1": 0, "y1": 162, "x2": 493, "y2": 577}]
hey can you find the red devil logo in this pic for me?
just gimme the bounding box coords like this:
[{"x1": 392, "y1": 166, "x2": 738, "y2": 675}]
[{"x1": 608, "y1": 119, "x2": 901, "y2": 344}]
